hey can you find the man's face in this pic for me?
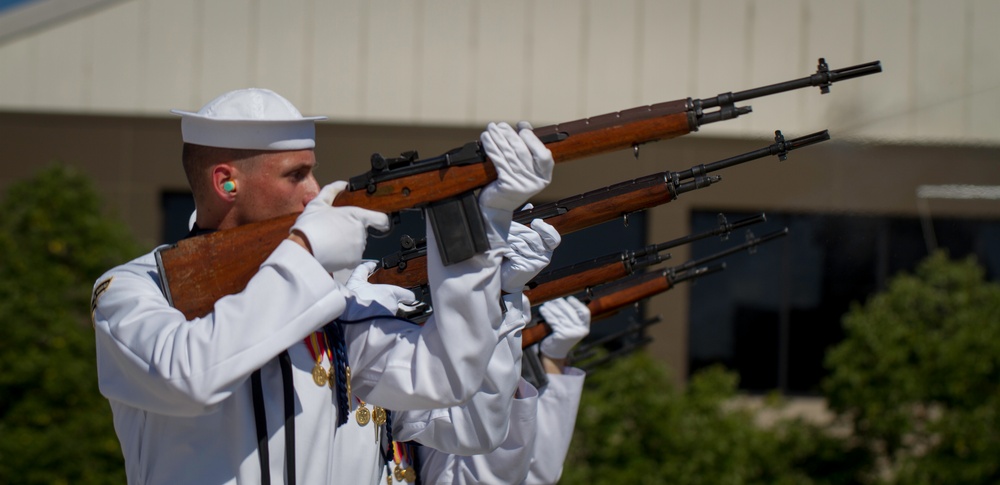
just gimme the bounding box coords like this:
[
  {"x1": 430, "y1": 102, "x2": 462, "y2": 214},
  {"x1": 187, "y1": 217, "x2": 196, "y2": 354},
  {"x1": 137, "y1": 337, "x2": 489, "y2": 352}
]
[{"x1": 233, "y1": 149, "x2": 320, "y2": 224}]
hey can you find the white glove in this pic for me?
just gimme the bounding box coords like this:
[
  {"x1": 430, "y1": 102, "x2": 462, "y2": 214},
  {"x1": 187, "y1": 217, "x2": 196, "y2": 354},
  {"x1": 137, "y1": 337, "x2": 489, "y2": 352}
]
[
  {"x1": 345, "y1": 261, "x2": 418, "y2": 315},
  {"x1": 538, "y1": 296, "x2": 591, "y2": 359},
  {"x1": 501, "y1": 218, "x2": 561, "y2": 293},
  {"x1": 478, "y1": 121, "x2": 554, "y2": 212},
  {"x1": 290, "y1": 181, "x2": 390, "y2": 273}
]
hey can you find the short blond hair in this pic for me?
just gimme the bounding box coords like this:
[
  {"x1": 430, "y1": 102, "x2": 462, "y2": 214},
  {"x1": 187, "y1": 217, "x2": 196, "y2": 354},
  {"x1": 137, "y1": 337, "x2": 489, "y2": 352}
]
[{"x1": 181, "y1": 143, "x2": 268, "y2": 196}]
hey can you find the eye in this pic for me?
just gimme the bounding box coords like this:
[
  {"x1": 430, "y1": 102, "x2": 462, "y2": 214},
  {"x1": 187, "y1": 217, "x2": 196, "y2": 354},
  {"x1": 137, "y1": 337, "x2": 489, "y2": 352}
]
[{"x1": 289, "y1": 169, "x2": 308, "y2": 182}]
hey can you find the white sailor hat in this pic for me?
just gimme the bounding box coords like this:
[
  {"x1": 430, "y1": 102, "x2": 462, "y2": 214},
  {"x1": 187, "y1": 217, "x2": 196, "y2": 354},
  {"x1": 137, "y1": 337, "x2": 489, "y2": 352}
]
[{"x1": 171, "y1": 88, "x2": 327, "y2": 150}]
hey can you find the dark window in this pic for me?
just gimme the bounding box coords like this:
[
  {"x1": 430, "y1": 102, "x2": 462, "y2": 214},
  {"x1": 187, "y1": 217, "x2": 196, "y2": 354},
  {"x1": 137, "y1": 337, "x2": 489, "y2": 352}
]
[{"x1": 687, "y1": 210, "x2": 1000, "y2": 395}]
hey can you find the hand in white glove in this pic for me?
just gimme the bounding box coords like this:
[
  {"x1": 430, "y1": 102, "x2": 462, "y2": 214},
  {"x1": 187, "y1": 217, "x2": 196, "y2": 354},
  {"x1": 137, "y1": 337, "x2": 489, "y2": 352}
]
[
  {"x1": 478, "y1": 121, "x2": 553, "y2": 212},
  {"x1": 346, "y1": 261, "x2": 418, "y2": 315},
  {"x1": 501, "y1": 218, "x2": 561, "y2": 293},
  {"x1": 538, "y1": 296, "x2": 591, "y2": 359},
  {"x1": 290, "y1": 181, "x2": 390, "y2": 273}
]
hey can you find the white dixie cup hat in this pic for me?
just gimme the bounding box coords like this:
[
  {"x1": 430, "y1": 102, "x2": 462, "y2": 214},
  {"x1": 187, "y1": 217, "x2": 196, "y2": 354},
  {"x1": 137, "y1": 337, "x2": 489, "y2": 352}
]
[{"x1": 171, "y1": 88, "x2": 327, "y2": 150}]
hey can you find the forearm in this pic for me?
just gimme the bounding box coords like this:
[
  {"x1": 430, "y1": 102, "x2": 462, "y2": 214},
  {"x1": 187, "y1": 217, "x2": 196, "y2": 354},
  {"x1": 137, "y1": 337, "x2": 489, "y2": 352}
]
[
  {"x1": 352, "y1": 218, "x2": 505, "y2": 409},
  {"x1": 541, "y1": 355, "x2": 566, "y2": 375},
  {"x1": 524, "y1": 368, "x2": 586, "y2": 485},
  {"x1": 393, "y1": 293, "x2": 528, "y2": 453},
  {"x1": 418, "y1": 379, "x2": 540, "y2": 484}
]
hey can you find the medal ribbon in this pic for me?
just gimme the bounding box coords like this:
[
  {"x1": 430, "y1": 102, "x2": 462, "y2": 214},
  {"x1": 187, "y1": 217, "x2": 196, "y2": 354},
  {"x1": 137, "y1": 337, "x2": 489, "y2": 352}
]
[
  {"x1": 304, "y1": 331, "x2": 327, "y2": 364},
  {"x1": 392, "y1": 441, "x2": 416, "y2": 483}
]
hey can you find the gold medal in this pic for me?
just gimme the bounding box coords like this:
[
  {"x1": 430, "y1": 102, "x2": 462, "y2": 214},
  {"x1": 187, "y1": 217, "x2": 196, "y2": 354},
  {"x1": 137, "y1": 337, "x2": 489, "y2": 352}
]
[
  {"x1": 311, "y1": 363, "x2": 329, "y2": 387},
  {"x1": 356, "y1": 405, "x2": 371, "y2": 426},
  {"x1": 373, "y1": 406, "x2": 387, "y2": 426},
  {"x1": 393, "y1": 465, "x2": 405, "y2": 482},
  {"x1": 403, "y1": 467, "x2": 416, "y2": 483},
  {"x1": 328, "y1": 364, "x2": 336, "y2": 389}
]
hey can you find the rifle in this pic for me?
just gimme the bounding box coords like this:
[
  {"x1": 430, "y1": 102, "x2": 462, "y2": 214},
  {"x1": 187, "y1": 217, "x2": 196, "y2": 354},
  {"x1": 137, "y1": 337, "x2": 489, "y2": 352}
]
[
  {"x1": 569, "y1": 315, "x2": 662, "y2": 364},
  {"x1": 370, "y1": 129, "x2": 824, "y2": 289},
  {"x1": 157, "y1": 58, "x2": 879, "y2": 319},
  {"x1": 520, "y1": 263, "x2": 726, "y2": 350},
  {"x1": 522, "y1": 212, "x2": 766, "y2": 304},
  {"x1": 520, "y1": 227, "x2": 788, "y2": 348},
  {"x1": 520, "y1": 314, "x2": 661, "y2": 387},
  {"x1": 577, "y1": 336, "x2": 655, "y2": 374}
]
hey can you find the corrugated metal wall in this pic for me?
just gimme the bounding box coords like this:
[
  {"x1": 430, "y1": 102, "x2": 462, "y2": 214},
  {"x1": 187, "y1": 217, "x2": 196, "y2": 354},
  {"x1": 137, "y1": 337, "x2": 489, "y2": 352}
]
[{"x1": 1, "y1": 0, "x2": 998, "y2": 145}]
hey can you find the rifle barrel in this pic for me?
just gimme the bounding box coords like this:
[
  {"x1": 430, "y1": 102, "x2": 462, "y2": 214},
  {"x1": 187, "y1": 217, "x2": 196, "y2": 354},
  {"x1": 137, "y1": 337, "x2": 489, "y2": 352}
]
[
  {"x1": 578, "y1": 336, "x2": 654, "y2": 373},
  {"x1": 524, "y1": 212, "x2": 768, "y2": 304},
  {"x1": 572, "y1": 316, "x2": 662, "y2": 356},
  {"x1": 673, "y1": 228, "x2": 788, "y2": 274},
  {"x1": 636, "y1": 212, "x2": 766, "y2": 258},
  {"x1": 697, "y1": 59, "x2": 883, "y2": 110},
  {"x1": 674, "y1": 130, "x2": 829, "y2": 183}
]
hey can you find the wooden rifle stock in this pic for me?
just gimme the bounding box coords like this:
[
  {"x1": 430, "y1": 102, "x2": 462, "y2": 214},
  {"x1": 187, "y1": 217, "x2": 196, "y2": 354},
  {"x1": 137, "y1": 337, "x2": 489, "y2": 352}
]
[
  {"x1": 158, "y1": 58, "x2": 878, "y2": 318},
  {"x1": 524, "y1": 261, "x2": 632, "y2": 305}
]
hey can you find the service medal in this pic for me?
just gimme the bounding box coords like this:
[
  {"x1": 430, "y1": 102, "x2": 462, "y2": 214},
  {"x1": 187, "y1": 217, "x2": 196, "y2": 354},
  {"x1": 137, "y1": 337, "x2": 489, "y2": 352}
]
[
  {"x1": 311, "y1": 364, "x2": 329, "y2": 387},
  {"x1": 373, "y1": 406, "x2": 387, "y2": 426},
  {"x1": 393, "y1": 465, "x2": 405, "y2": 482},
  {"x1": 403, "y1": 467, "x2": 416, "y2": 482},
  {"x1": 356, "y1": 405, "x2": 371, "y2": 426}
]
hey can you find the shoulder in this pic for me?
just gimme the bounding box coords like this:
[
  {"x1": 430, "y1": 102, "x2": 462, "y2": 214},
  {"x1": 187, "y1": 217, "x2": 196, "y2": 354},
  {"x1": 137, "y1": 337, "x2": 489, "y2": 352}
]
[
  {"x1": 91, "y1": 246, "x2": 167, "y2": 314},
  {"x1": 93, "y1": 246, "x2": 164, "y2": 290}
]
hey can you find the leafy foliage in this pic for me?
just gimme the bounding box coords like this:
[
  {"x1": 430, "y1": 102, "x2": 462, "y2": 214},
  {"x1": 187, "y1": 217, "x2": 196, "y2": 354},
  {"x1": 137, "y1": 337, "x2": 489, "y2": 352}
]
[
  {"x1": 562, "y1": 353, "x2": 872, "y2": 484},
  {"x1": 0, "y1": 165, "x2": 140, "y2": 484},
  {"x1": 824, "y1": 251, "x2": 1000, "y2": 484}
]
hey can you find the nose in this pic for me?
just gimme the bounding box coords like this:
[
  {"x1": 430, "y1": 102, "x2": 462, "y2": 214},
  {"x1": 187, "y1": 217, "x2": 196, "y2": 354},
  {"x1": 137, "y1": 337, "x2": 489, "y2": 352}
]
[{"x1": 302, "y1": 175, "x2": 320, "y2": 205}]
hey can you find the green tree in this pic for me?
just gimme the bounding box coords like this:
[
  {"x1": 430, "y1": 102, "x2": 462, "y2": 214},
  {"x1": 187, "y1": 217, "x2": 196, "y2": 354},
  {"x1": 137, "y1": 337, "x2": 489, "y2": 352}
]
[
  {"x1": 562, "y1": 353, "x2": 871, "y2": 484},
  {"x1": 0, "y1": 165, "x2": 141, "y2": 484},
  {"x1": 824, "y1": 251, "x2": 1000, "y2": 484}
]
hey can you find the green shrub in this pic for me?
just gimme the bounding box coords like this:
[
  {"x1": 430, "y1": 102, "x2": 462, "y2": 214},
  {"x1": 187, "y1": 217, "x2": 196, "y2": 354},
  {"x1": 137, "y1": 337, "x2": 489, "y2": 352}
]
[
  {"x1": 0, "y1": 165, "x2": 140, "y2": 484},
  {"x1": 563, "y1": 352, "x2": 871, "y2": 484},
  {"x1": 824, "y1": 251, "x2": 1000, "y2": 484}
]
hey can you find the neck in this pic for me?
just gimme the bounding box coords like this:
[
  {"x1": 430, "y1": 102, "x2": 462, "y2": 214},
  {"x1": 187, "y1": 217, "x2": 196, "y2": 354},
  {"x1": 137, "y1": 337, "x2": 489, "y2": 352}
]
[{"x1": 195, "y1": 201, "x2": 234, "y2": 231}]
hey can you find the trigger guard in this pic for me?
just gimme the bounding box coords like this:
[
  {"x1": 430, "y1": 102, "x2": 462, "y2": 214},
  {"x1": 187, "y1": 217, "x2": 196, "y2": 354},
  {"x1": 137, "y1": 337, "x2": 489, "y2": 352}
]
[{"x1": 367, "y1": 214, "x2": 397, "y2": 239}]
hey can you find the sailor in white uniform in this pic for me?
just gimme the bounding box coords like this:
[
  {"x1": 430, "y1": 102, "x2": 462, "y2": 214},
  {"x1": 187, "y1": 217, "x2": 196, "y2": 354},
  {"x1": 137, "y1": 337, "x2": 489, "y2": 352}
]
[
  {"x1": 414, "y1": 296, "x2": 589, "y2": 485},
  {"x1": 329, "y1": 214, "x2": 561, "y2": 483},
  {"x1": 333, "y1": 214, "x2": 588, "y2": 485},
  {"x1": 90, "y1": 88, "x2": 553, "y2": 485}
]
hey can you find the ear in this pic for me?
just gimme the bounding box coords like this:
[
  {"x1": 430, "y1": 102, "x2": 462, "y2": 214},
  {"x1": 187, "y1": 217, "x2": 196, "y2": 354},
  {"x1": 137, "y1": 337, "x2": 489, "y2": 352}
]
[{"x1": 211, "y1": 164, "x2": 237, "y2": 201}]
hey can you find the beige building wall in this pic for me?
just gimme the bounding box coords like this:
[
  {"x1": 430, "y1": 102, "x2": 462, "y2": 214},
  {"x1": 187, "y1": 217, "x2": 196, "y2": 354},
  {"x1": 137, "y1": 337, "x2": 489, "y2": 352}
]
[{"x1": 0, "y1": 0, "x2": 999, "y2": 145}]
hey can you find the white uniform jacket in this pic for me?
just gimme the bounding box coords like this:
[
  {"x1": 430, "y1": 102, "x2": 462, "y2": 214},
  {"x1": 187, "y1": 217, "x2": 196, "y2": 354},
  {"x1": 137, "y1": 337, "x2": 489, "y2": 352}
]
[
  {"x1": 417, "y1": 367, "x2": 586, "y2": 485},
  {"x1": 333, "y1": 292, "x2": 531, "y2": 484},
  {"x1": 92, "y1": 222, "x2": 504, "y2": 484}
]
